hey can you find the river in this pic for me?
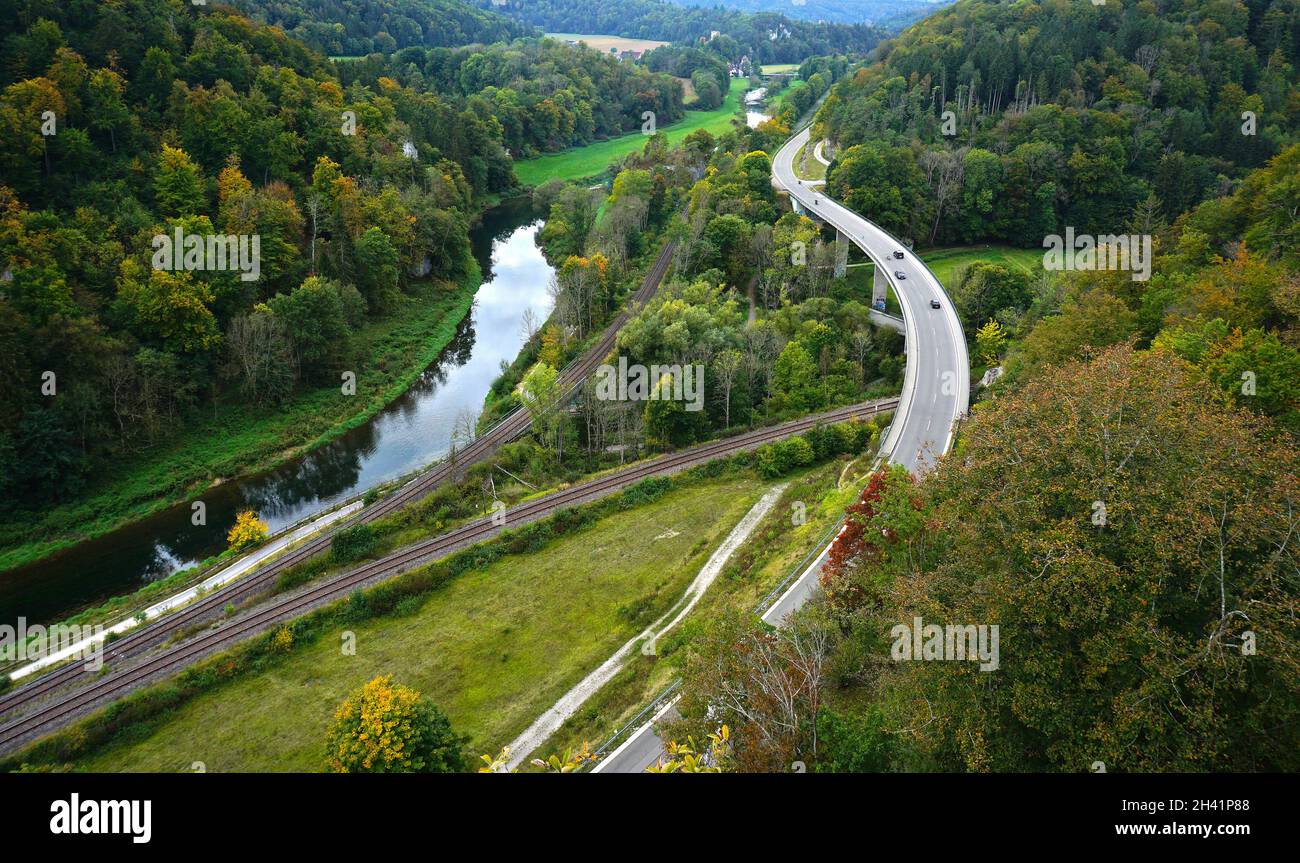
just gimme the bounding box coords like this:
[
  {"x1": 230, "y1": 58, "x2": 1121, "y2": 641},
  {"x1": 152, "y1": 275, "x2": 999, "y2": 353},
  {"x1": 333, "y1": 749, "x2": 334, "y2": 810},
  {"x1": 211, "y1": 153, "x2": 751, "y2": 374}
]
[
  {"x1": 0, "y1": 199, "x2": 554, "y2": 626},
  {"x1": 745, "y1": 87, "x2": 771, "y2": 128}
]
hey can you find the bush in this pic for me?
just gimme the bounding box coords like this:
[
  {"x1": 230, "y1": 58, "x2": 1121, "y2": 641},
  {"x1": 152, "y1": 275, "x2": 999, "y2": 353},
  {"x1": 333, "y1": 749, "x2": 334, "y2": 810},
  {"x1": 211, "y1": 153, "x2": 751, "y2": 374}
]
[
  {"x1": 778, "y1": 435, "x2": 816, "y2": 469},
  {"x1": 621, "y1": 476, "x2": 674, "y2": 509},
  {"x1": 393, "y1": 594, "x2": 426, "y2": 617},
  {"x1": 755, "y1": 443, "x2": 782, "y2": 478},
  {"x1": 341, "y1": 589, "x2": 371, "y2": 622},
  {"x1": 815, "y1": 707, "x2": 894, "y2": 773},
  {"x1": 332, "y1": 523, "x2": 378, "y2": 563},
  {"x1": 325, "y1": 675, "x2": 466, "y2": 773}
]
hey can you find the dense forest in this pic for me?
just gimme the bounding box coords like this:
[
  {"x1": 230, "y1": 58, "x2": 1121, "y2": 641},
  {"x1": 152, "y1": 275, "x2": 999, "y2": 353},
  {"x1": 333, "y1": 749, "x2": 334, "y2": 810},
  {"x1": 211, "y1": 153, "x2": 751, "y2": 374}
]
[
  {"x1": 0, "y1": 0, "x2": 609, "y2": 557},
  {"x1": 811, "y1": 0, "x2": 1300, "y2": 429},
  {"x1": 658, "y1": 0, "x2": 1300, "y2": 773},
  {"x1": 818, "y1": 0, "x2": 1300, "y2": 246},
  {"x1": 335, "y1": 38, "x2": 686, "y2": 157},
  {"x1": 471, "y1": 0, "x2": 887, "y2": 65},
  {"x1": 0, "y1": 0, "x2": 507, "y2": 508},
  {"x1": 230, "y1": 0, "x2": 535, "y2": 55}
]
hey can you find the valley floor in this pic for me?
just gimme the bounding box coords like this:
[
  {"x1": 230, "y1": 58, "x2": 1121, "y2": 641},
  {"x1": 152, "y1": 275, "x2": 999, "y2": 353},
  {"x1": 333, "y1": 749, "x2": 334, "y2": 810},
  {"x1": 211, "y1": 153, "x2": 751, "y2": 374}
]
[
  {"x1": 512, "y1": 79, "x2": 749, "y2": 186},
  {"x1": 75, "y1": 474, "x2": 766, "y2": 771}
]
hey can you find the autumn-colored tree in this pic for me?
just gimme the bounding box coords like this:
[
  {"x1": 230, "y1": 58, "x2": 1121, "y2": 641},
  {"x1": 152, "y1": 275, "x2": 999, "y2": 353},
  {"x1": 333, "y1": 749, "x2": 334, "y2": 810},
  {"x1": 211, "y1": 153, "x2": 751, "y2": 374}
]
[
  {"x1": 478, "y1": 741, "x2": 597, "y2": 773},
  {"x1": 226, "y1": 510, "x2": 268, "y2": 550},
  {"x1": 649, "y1": 726, "x2": 732, "y2": 773},
  {"x1": 975, "y1": 318, "x2": 1007, "y2": 365},
  {"x1": 878, "y1": 344, "x2": 1300, "y2": 771},
  {"x1": 116, "y1": 261, "x2": 221, "y2": 357},
  {"x1": 216, "y1": 155, "x2": 256, "y2": 234},
  {"x1": 326, "y1": 675, "x2": 466, "y2": 773},
  {"x1": 667, "y1": 612, "x2": 832, "y2": 772},
  {"x1": 821, "y1": 465, "x2": 925, "y2": 613}
]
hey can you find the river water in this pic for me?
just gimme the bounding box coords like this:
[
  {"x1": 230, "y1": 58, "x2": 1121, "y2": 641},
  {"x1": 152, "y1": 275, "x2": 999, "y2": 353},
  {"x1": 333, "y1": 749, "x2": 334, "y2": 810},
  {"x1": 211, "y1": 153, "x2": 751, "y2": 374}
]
[
  {"x1": 0, "y1": 199, "x2": 554, "y2": 625},
  {"x1": 746, "y1": 87, "x2": 770, "y2": 128}
]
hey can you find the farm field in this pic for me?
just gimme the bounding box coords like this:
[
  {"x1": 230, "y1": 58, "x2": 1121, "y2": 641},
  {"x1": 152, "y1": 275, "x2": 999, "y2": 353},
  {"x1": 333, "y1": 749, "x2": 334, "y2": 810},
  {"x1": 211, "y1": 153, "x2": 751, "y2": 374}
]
[
  {"x1": 544, "y1": 33, "x2": 668, "y2": 53},
  {"x1": 512, "y1": 78, "x2": 748, "y2": 186}
]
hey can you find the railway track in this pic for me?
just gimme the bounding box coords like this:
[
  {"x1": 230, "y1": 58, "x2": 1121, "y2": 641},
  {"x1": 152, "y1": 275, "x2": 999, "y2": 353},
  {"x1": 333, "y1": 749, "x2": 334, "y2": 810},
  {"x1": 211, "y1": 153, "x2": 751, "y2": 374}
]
[
  {"x1": 0, "y1": 240, "x2": 675, "y2": 724},
  {"x1": 0, "y1": 397, "x2": 896, "y2": 755}
]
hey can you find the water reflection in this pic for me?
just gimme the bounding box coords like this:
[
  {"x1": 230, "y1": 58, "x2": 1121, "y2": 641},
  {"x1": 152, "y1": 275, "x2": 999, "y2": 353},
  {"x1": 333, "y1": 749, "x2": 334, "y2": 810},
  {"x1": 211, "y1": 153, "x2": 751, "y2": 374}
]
[
  {"x1": 0, "y1": 200, "x2": 554, "y2": 624},
  {"x1": 746, "y1": 88, "x2": 771, "y2": 129}
]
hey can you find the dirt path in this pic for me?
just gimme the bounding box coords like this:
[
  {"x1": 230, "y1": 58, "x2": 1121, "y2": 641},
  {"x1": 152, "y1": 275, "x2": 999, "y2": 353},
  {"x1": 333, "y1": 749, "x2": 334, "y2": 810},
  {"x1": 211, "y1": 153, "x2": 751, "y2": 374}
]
[{"x1": 503, "y1": 482, "x2": 788, "y2": 768}]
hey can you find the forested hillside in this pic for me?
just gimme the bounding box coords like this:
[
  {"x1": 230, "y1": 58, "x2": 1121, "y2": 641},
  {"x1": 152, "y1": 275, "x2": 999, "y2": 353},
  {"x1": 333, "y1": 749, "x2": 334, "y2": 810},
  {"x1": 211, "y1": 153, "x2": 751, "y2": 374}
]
[
  {"x1": 336, "y1": 38, "x2": 686, "y2": 157},
  {"x1": 661, "y1": 0, "x2": 1300, "y2": 774},
  {"x1": 471, "y1": 0, "x2": 887, "y2": 64},
  {"x1": 665, "y1": 0, "x2": 944, "y2": 29},
  {"x1": 0, "y1": 0, "x2": 517, "y2": 533},
  {"x1": 230, "y1": 0, "x2": 535, "y2": 55},
  {"x1": 818, "y1": 0, "x2": 1300, "y2": 247}
]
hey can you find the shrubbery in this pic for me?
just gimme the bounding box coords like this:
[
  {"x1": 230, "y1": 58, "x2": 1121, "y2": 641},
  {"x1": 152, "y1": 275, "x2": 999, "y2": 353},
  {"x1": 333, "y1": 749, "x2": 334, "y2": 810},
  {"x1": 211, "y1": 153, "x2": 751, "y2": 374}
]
[
  {"x1": 755, "y1": 420, "x2": 878, "y2": 478},
  {"x1": 620, "y1": 476, "x2": 674, "y2": 509},
  {"x1": 324, "y1": 675, "x2": 466, "y2": 773},
  {"x1": 331, "y1": 523, "x2": 379, "y2": 564}
]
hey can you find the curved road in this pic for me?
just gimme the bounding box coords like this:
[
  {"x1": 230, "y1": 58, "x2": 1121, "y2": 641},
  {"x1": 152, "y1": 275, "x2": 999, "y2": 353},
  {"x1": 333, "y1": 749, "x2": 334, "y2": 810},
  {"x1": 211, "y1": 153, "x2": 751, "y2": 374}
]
[
  {"x1": 597, "y1": 125, "x2": 970, "y2": 772},
  {"x1": 760, "y1": 124, "x2": 969, "y2": 621}
]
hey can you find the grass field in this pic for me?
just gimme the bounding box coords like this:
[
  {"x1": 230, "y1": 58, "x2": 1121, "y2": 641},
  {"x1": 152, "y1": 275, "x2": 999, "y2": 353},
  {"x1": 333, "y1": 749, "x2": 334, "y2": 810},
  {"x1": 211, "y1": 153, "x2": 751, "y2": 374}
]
[
  {"x1": 545, "y1": 33, "x2": 668, "y2": 54},
  {"x1": 512, "y1": 78, "x2": 748, "y2": 186},
  {"x1": 76, "y1": 475, "x2": 766, "y2": 771},
  {"x1": 534, "y1": 455, "x2": 879, "y2": 761},
  {"x1": 922, "y1": 245, "x2": 1043, "y2": 288},
  {"x1": 793, "y1": 138, "x2": 826, "y2": 181},
  {"x1": 839, "y1": 245, "x2": 1043, "y2": 318},
  {"x1": 760, "y1": 64, "x2": 800, "y2": 75},
  {"x1": 0, "y1": 269, "x2": 480, "y2": 574}
]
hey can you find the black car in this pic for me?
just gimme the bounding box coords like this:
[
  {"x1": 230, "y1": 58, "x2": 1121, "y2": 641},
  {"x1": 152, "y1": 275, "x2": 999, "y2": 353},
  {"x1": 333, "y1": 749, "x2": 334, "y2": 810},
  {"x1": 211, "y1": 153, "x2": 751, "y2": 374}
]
[
  {"x1": 929, "y1": 299, "x2": 942, "y2": 309},
  {"x1": 892, "y1": 250, "x2": 905, "y2": 259}
]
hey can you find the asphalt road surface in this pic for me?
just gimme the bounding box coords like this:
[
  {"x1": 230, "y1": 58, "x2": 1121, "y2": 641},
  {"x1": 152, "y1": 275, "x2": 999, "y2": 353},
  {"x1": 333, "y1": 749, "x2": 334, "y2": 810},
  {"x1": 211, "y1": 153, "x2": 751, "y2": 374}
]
[{"x1": 596, "y1": 126, "x2": 969, "y2": 772}]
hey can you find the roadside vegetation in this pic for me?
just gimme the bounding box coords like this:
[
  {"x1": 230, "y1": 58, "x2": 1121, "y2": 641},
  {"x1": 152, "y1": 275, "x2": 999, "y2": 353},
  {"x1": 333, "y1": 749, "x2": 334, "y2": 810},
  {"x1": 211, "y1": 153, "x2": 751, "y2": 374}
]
[
  {"x1": 532, "y1": 449, "x2": 876, "y2": 763},
  {"x1": 3, "y1": 419, "x2": 884, "y2": 772},
  {"x1": 792, "y1": 139, "x2": 826, "y2": 182},
  {"x1": 652, "y1": 0, "x2": 1300, "y2": 773}
]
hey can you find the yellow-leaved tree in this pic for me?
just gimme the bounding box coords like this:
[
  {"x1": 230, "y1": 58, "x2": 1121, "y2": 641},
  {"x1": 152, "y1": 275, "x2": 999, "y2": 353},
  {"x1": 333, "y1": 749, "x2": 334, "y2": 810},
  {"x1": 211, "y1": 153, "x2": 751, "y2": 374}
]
[
  {"x1": 226, "y1": 510, "x2": 268, "y2": 550},
  {"x1": 325, "y1": 675, "x2": 466, "y2": 773}
]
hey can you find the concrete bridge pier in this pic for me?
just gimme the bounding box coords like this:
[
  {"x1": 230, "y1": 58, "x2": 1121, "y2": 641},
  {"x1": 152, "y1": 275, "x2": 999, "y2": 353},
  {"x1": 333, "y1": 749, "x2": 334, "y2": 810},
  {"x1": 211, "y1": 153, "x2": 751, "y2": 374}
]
[
  {"x1": 872, "y1": 261, "x2": 888, "y2": 309},
  {"x1": 834, "y1": 227, "x2": 848, "y2": 279}
]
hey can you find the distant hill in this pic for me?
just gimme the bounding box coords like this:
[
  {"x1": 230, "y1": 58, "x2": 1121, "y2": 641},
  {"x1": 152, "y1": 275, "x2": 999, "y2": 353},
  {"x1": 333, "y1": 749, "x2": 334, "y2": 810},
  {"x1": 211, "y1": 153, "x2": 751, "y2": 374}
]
[
  {"x1": 665, "y1": 0, "x2": 947, "y2": 29},
  {"x1": 471, "y1": 0, "x2": 887, "y2": 64},
  {"x1": 229, "y1": 0, "x2": 536, "y2": 55}
]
